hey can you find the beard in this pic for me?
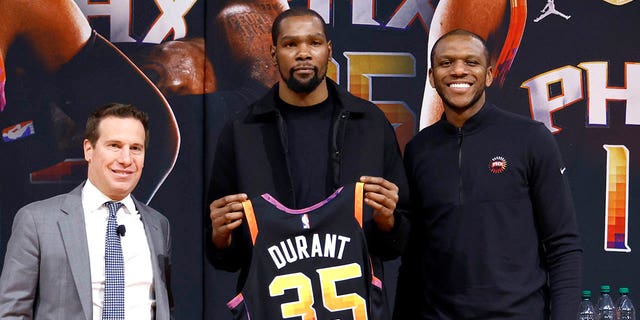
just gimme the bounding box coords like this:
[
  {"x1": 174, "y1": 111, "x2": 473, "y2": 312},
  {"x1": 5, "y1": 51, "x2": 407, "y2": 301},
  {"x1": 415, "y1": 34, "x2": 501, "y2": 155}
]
[{"x1": 284, "y1": 67, "x2": 325, "y2": 93}]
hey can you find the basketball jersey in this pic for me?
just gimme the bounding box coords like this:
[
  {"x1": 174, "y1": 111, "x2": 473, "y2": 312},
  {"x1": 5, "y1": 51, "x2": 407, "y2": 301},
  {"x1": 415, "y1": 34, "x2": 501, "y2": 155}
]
[{"x1": 227, "y1": 182, "x2": 382, "y2": 320}]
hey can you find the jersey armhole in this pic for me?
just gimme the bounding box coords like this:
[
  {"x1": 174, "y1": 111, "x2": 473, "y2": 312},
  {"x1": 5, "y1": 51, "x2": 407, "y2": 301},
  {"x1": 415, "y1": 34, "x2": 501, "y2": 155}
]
[
  {"x1": 355, "y1": 182, "x2": 364, "y2": 227},
  {"x1": 242, "y1": 200, "x2": 259, "y2": 245}
]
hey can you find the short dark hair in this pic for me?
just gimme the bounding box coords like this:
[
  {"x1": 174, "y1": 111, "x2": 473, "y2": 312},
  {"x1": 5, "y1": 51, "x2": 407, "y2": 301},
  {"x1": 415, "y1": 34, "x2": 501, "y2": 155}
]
[
  {"x1": 271, "y1": 7, "x2": 328, "y2": 45},
  {"x1": 85, "y1": 103, "x2": 149, "y2": 147},
  {"x1": 430, "y1": 29, "x2": 490, "y2": 66}
]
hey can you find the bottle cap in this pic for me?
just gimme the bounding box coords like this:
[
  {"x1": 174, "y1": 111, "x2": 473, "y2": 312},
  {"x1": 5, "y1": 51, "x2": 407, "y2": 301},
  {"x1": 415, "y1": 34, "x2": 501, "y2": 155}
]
[
  {"x1": 601, "y1": 285, "x2": 611, "y2": 293},
  {"x1": 582, "y1": 290, "x2": 592, "y2": 298},
  {"x1": 619, "y1": 287, "x2": 630, "y2": 294}
]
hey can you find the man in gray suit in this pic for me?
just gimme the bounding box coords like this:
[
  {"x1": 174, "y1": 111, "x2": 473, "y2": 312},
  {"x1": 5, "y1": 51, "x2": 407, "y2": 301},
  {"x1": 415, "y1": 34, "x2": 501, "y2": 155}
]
[{"x1": 0, "y1": 103, "x2": 173, "y2": 319}]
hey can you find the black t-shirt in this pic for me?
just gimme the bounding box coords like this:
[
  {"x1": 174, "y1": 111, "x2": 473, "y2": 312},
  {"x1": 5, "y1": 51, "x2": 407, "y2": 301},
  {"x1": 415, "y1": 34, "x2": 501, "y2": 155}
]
[{"x1": 277, "y1": 95, "x2": 334, "y2": 208}]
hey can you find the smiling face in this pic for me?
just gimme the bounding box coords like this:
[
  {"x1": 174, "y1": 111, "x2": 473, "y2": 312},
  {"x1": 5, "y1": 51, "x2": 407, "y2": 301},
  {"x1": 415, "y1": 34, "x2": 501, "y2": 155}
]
[
  {"x1": 84, "y1": 116, "x2": 145, "y2": 201},
  {"x1": 429, "y1": 33, "x2": 493, "y2": 121},
  {"x1": 271, "y1": 14, "x2": 332, "y2": 95}
]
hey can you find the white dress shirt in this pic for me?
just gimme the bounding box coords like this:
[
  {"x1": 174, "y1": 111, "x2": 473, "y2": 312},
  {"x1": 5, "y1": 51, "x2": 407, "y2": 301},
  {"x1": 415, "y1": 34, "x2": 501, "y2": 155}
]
[{"x1": 82, "y1": 180, "x2": 155, "y2": 320}]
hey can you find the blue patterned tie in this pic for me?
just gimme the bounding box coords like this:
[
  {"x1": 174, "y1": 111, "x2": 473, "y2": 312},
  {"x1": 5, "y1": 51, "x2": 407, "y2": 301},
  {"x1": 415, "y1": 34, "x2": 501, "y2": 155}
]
[{"x1": 103, "y1": 201, "x2": 125, "y2": 320}]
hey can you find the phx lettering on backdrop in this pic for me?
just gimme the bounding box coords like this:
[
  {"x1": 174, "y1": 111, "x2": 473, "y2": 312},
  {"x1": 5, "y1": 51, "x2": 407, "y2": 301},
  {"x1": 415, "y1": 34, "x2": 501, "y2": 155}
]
[
  {"x1": 309, "y1": 0, "x2": 433, "y2": 29},
  {"x1": 522, "y1": 62, "x2": 640, "y2": 133},
  {"x1": 75, "y1": 0, "x2": 197, "y2": 43},
  {"x1": 76, "y1": 0, "x2": 431, "y2": 44}
]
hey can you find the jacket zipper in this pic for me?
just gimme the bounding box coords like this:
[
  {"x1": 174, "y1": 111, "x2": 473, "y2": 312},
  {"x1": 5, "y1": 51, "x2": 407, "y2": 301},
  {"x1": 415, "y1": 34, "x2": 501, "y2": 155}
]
[
  {"x1": 331, "y1": 110, "x2": 349, "y2": 188},
  {"x1": 457, "y1": 127, "x2": 464, "y2": 204},
  {"x1": 275, "y1": 110, "x2": 297, "y2": 208}
]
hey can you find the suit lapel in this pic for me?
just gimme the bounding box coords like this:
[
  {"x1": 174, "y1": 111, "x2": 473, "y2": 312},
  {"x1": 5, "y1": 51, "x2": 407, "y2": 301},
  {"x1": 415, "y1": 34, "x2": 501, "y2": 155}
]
[
  {"x1": 58, "y1": 184, "x2": 93, "y2": 320},
  {"x1": 136, "y1": 199, "x2": 169, "y2": 318}
]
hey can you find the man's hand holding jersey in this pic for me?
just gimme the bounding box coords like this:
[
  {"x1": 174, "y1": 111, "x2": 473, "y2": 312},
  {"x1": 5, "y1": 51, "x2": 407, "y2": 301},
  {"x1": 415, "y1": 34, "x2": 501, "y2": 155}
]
[{"x1": 210, "y1": 193, "x2": 247, "y2": 249}]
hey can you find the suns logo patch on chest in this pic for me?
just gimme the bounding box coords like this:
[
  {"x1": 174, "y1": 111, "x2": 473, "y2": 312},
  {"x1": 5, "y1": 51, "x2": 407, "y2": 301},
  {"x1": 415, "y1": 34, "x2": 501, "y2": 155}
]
[{"x1": 489, "y1": 156, "x2": 508, "y2": 174}]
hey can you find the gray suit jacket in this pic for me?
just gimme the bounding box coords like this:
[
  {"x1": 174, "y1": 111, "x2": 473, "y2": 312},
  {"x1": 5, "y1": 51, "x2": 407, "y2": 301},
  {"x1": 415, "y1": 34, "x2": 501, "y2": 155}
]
[{"x1": 0, "y1": 183, "x2": 173, "y2": 319}]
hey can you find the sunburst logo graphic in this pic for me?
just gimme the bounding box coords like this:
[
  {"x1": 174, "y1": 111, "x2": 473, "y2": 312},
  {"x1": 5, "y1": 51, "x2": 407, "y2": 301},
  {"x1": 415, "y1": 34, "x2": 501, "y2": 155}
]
[{"x1": 489, "y1": 156, "x2": 508, "y2": 174}]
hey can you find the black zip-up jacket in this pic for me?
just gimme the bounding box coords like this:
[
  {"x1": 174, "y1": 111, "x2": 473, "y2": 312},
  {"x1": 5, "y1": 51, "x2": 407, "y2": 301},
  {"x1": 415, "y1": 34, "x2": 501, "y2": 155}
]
[
  {"x1": 206, "y1": 79, "x2": 410, "y2": 314},
  {"x1": 395, "y1": 103, "x2": 582, "y2": 320}
]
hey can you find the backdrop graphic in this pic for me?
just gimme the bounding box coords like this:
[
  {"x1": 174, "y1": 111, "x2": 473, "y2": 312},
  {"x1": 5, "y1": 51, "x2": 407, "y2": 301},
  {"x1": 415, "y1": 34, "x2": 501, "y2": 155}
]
[{"x1": 0, "y1": 0, "x2": 636, "y2": 318}]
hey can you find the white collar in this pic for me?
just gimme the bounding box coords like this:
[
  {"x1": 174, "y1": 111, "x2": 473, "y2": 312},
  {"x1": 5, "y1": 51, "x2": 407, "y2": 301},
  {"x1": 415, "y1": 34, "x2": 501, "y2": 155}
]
[{"x1": 82, "y1": 179, "x2": 137, "y2": 214}]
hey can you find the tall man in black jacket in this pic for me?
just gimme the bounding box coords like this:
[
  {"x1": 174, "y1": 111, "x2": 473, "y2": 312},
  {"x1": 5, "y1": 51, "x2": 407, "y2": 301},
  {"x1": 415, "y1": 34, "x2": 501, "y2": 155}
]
[{"x1": 206, "y1": 7, "x2": 409, "y2": 319}]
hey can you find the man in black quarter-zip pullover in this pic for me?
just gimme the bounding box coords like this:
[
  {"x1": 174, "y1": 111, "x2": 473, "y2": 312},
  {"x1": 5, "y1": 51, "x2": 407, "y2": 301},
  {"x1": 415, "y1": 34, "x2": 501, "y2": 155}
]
[{"x1": 394, "y1": 29, "x2": 582, "y2": 320}]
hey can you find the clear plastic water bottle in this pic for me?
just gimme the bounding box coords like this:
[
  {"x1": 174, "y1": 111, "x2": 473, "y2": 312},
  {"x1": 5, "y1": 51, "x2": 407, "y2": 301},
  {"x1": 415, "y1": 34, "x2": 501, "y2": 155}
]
[
  {"x1": 598, "y1": 285, "x2": 616, "y2": 320},
  {"x1": 578, "y1": 290, "x2": 596, "y2": 320},
  {"x1": 616, "y1": 287, "x2": 636, "y2": 320}
]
